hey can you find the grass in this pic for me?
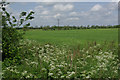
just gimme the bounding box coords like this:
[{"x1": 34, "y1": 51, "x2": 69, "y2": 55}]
[
  {"x1": 24, "y1": 28, "x2": 118, "y2": 47},
  {"x1": 2, "y1": 28, "x2": 119, "y2": 79},
  {"x1": 0, "y1": 61, "x2": 2, "y2": 79},
  {"x1": 2, "y1": 40, "x2": 119, "y2": 79}
]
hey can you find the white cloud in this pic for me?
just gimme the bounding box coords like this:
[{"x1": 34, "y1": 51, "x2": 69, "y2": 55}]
[
  {"x1": 34, "y1": 5, "x2": 44, "y2": 12},
  {"x1": 53, "y1": 4, "x2": 74, "y2": 11},
  {"x1": 40, "y1": 16, "x2": 52, "y2": 19},
  {"x1": 31, "y1": 2, "x2": 117, "y2": 26},
  {"x1": 41, "y1": 10, "x2": 49, "y2": 15},
  {"x1": 39, "y1": 2, "x2": 56, "y2": 6},
  {"x1": 67, "y1": 17, "x2": 79, "y2": 21},
  {"x1": 54, "y1": 13, "x2": 62, "y2": 18},
  {"x1": 90, "y1": 4, "x2": 102, "y2": 11},
  {"x1": 111, "y1": 0, "x2": 119, "y2": 2},
  {"x1": 69, "y1": 12, "x2": 77, "y2": 16},
  {"x1": 105, "y1": 11, "x2": 112, "y2": 15}
]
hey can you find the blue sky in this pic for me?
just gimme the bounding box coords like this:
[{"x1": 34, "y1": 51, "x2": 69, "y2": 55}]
[{"x1": 6, "y1": 2, "x2": 118, "y2": 26}]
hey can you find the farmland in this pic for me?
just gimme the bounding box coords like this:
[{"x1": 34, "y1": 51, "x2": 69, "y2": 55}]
[
  {"x1": 1, "y1": 2, "x2": 119, "y2": 79},
  {"x1": 2, "y1": 28, "x2": 119, "y2": 79},
  {"x1": 24, "y1": 28, "x2": 118, "y2": 46}
]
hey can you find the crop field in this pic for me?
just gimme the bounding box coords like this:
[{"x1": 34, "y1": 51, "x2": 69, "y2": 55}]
[{"x1": 24, "y1": 28, "x2": 118, "y2": 47}]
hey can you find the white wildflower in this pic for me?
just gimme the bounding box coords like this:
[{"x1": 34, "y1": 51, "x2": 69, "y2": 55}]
[
  {"x1": 42, "y1": 68, "x2": 46, "y2": 71},
  {"x1": 61, "y1": 75, "x2": 64, "y2": 78},
  {"x1": 48, "y1": 73, "x2": 53, "y2": 76},
  {"x1": 22, "y1": 71, "x2": 27, "y2": 76}
]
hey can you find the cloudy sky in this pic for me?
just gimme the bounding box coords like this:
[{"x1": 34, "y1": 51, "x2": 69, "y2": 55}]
[{"x1": 6, "y1": 2, "x2": 118, "y2": 26}]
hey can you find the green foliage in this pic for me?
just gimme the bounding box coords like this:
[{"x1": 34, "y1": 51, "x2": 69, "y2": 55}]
[
  {"x1": 1, "y1": 3, "x2": 34, "y2": 61},
  {"x1": 2, "y1": 40, "x2": 119, "y2": 79},
  {"x1": 2, "y1": 27, "x2": 23, "y2": 61}
]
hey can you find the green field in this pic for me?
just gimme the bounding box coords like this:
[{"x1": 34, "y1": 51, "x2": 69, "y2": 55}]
[{"x1": 24, "y1": 28, "x2": 118, "y2": 46}]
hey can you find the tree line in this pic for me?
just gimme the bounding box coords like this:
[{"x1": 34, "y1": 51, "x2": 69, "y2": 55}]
[{"x1": 16, "y1": 25, "x2": 120, "y2": 30}]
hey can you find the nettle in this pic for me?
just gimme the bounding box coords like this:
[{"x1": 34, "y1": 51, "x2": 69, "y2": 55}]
[{"x1": 1, "y1": 2, "x2": 34, "y2": 62}]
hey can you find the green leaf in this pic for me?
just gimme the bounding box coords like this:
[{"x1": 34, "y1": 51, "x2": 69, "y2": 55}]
[
  {"x1": 29, "y1": 16, "x2": 34, "y2": 20},
  {"x1": 12, "y1": 16, "x2": 17, "y2": 22},
  {"x1": 12, "y1": 16, "x2": 16, "y2": 19},
  {"x1": 25, "y1": 11, "x2": 34, "y2": 21},
  {"x1": 9, "y1": 21, "x2": 12, "y2": 26},
  {"x1": 24, "y1": 23, "x2": 30, "y2": 28},
  {"x1": 2, "y1": 7, "x2": 6, "y2": 11},
  {"x1": 20, "y1": 12, "x2": 26, "y2": 16},
  {"x1": 5, "y1": 11, "x2": 10, "y2": 18},
  {"x1": 20, "y1": 19, "x2": 24, "y2": 25},
  {"x1": 26, "y1": 23, "x2": 30, "y2": 26},
  {"x1": 30, "y1": 11, "x2": 34, "y2": 14},
  {"x1": 13, "y1": 24, "x2": 17, "y2": 26},
  {"x1": 13, "y1": 19, "x2": 17, "y2": 22}
]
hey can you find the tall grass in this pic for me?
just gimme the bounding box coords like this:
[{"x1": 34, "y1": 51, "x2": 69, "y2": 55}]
[{"x1": 2, "y1": 39, "x2": 119, "y2": 79}]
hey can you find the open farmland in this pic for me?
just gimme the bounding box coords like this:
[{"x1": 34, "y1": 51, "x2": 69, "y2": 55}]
[
  {"x1": 2, "y1": 2, "x2": 119, "y2": 79},
  {"x1": 3, "y1": 27, "x2": 119, "y2": 79},
  {"x1": 24, "y1": 28, "x2": 118, "y2": 47},
  {"x1": 3, "y1": 28, "x2": 119, "y2": 79}
]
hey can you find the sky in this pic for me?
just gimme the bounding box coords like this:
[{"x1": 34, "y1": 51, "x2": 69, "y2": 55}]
[
  {"x1": 3, "y1": 0, "x2": 120, "y2": 2},
  {"x1": 6, "y1": 2, "x2": 118, "y2": 26}
]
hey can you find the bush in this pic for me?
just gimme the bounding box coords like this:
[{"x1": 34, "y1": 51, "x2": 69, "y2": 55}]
[
  {"x1": 1, "y1": 4, "x2": 34, "y2": 61},
  {"x1": 2, "y1": 27, "x2": 23, "y2": 61}
]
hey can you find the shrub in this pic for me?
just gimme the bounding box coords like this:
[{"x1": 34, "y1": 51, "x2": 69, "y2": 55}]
[
  {"x1": 1, "y1": 3, "x2": 34, "y2": 61},
  {"x1": 2, "y1": 27, "x2": 23, "y2": 61}
]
